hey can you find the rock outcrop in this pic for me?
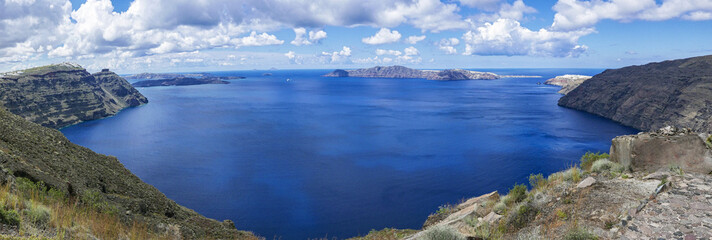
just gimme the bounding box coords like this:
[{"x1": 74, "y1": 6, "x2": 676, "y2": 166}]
[
  {"x1": 610, "y1": 126, "x2": 712, "y2": 174},
  {"x1": 323, "y1": 66, "x2": 500, "y2": 80},
  {"x1": 558, "y1": 55, "x2": 712, "y2": 132},
  {"x1": 0, "y1": 63, "x2": 147, "y2": 129},
  {"x1": 544, "y1": 74, "x2": 592, "y2": 94},
  {"x1": 0, "y1": 106, "x2": 256, "y2": 239}
]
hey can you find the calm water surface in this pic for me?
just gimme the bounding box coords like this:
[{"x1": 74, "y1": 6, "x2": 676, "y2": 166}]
[{"x1": 61, "y1": 69, "x2": 637, "y2": 239}]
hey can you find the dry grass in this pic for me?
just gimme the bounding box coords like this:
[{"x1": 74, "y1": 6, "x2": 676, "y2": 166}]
[{"x1": 0, "y1": 178, "x2": 174, "y2": 240}]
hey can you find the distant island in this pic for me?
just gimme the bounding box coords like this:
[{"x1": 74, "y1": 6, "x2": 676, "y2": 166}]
[
  {"x1": 323, "y1": 65, "x2": 540, "y2": 80},
  {"x1": 133, "y1": 77, "x2": 233, "y2": 87},
  {"x1": 128, "y1": 73, "x2": 245, "y2": 88},
  {"x1": 544, "y1": 74, "x2": 592, "y2": 95},
  {"x1": 124, "y1": 72, "x2": 215, "y2": 80}
]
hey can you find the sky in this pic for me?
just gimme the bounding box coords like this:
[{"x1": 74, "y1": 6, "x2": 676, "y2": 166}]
[{"x1": 1, "y1": 0, "x2": 711, "y2": 74}]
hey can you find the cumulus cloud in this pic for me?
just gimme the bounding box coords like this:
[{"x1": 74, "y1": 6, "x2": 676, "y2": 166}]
[
  {"x1": 291, "y1": 28, "x2": 328, "y2": 46},
  {"x1": 437, "y1": 38, "x2": 460, "y2": 55},
  {"x1": 0, "y1": 0, "x2": 71, "y2": 62},
  {"x1": 376, "y1": 49, "x2": 403, "y2": 56},
  {"x1": 362, "y1": 28, "x2": 402, "y2": 45},
  {"x1": 467, "y1": 0, "x2": 536, "y2": 23},
  {"x1": 404, "y1": 35, "x2": 427, "y2": 44},
  {"x1": 458, "y1": 0, "x2": 502, "y2": 10},
  {"x1": 462, "y1": 18, "x2": 593, "y2": 57},
  {"x1": 321, "y1": 46, "x2": 352, "y2": 63},
  {"x1": 231, "y1": 32, "x2": 284, "y2": 47},
  {"x1": 404, "y1": 46, "x2": 420, "y2": 56},
  {"x1": 552, "y1": 0, "x2": 712, "y2": 30}
]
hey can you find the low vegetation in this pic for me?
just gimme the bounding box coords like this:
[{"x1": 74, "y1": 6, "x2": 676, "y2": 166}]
[
  {"x1": 0, "y1": 177, "x2": 173, "y2": 239},
  {"x1": 421, "y1": 226, "x2": 465, "y2": 240},
  {"x1": 347, "y1": 228, "x2": 418, "y2": 240},
  {"x1": 431, "y1": 150, "x2": 631, "y2": 239}
]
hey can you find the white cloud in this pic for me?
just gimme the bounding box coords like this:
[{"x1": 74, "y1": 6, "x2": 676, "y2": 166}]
[
  {"x1": 437, "y1": 38, "x2": 460, "y2": 55},
  {"x1": 321, "y1": 46, "x2": 352, "y2": 63},
  {"x1": 458, "y1": 0, "x2": 501, "y2": 10},
  {"x1": 232, "y1": 32, "x2": 284, "y2": 48},
  {"x1": 376, "y1": 49, "x2": 403, "y2": 56},
  {"x1": 404, "y1": 46, "x2": 420, "y2": 56},
  {"x1": 285, "y1": 51, "x2": 296, "y2": 60},
  {"x1": 362, "y1": 28, "x2": 402, "y2": 45},
  {"x1": 404, "y1": 35, "x2": 427, "y2": 44},
  {"x1": 467, "y1": 0, "x2": 536, "y2": 23},
  {"x1": 291, "y1": 28, "x2": 328, "y2": 46},
  {"x1": 462, "y1": 18, "x2": 593, "y2": 57},
  {"x1": 552, "y1": 0, "x2": 712, "y2": 30},
  {"x1": 309, "y1": 30, "x2": 327, "y2": 41}
]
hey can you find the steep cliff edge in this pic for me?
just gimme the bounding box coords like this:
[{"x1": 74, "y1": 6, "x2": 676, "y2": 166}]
[
  {"x1": 0, "y1": 106, "x2": 255, "y2": 239},
  {"x1": 0, "y1": 63, "x2": 147, "y2": 129},
  {"x1": 558, "y1": 55, "x2": 712, "y2": 132}
]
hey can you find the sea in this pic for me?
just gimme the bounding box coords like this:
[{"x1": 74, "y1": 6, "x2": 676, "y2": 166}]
[{"x1": 61, "y1": 69, "x2": 638, "y2": 239}]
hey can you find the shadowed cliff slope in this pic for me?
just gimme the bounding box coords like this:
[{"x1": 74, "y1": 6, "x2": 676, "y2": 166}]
[
  {"x1": 0, "y1": 63, "x2": 147, "y2": 129},
  {"x1": 0, "y1": 107, "x2": 256, "y2": 239},
  {"x1": 559, "y1": 55, "x2": 712, "y2": 132}
]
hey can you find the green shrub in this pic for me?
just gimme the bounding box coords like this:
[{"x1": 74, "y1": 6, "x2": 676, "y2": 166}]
[
  {"x1": 422, "y1": 226, "x2": 465, "y2": 240},
  {"x1": 580, "y1": 152, "x2": 609, "y2": 171},
  {"x1": 493, "y1": 201, "x2": 507, "y2": 214},
  {"x1": 529, "y1": 174, "x2": 547, "y2": 190},
  {"x1": 81, "y1": 189, "x2": 118, "y2": 215},
  {"x1": 591, "y1": 159, "x2": 624, "y2": 174},
  {"x1": 16, "y1": 177, "x2": 47, "y2": 198},
  {"x1": 0, "y1": 207, "x2": 20, "y2": 226},
  {"x1": 564, "y1": 226, "x2": 598, "y2": 240},
  {"x1": 505, "y1": 184, "x2": 527, "y2": 206},
  {"x1": 555, "y1": 209, "x2": 567, "y2": 220},
  {"x1": 22, "y1": 201, "x2": 51, "y2": 226},
  {"x1": 505, "y1": 202, "x2": 537, "y2": 230},
  {"x1": 562, "y1": 168, "x2": 582, "y2": 182},
  {"x1": 436, "y1": 204, "x2": 454, "y2": 215}
]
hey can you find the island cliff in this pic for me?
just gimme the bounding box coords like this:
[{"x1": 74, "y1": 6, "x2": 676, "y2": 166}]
[
  {"x1": 544, "y1": 74, "x2": 592, "y2": 95},
  {"x1": 0, "y1": 63, "x2": 147, "y2": 129},
  {"x1": 559, "y1": 55, "x2": 712, "y2": 132},
  {"x1": 323, "y1": 65, "x2": 501, "y2": 80}
]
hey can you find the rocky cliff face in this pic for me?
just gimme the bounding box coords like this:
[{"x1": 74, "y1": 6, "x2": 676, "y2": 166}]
[
  {"x1": 0, "y1": 63, "x2": 147, "y2": 129},
  {"x1": 558, "y1": 55, "x2": 712, "y2": 132},
  {"x1": 610, "y1": 126, "x2": 712, "y2": 174},
  {"x1": 544, "y1": 74, "x2": 592, "y2": 94},
  {"x1": 323, "y1": 66, "x2": 500, "y2": 80},
  {"x1": 0, "y1": 106, "x2": 255, "y2": 239}
]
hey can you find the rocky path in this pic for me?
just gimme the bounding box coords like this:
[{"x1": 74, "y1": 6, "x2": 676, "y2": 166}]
[{"x1": 622, "y1": 172, "x2": 712, "y2": 240}]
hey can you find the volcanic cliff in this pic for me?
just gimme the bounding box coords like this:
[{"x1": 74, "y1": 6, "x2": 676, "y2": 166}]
[
  {"x1": 0, "y1": 63, "x2": 147, "y2": 129},
  {"x1": 558, "y1": 55, "x2": 712, "y2": 132}
]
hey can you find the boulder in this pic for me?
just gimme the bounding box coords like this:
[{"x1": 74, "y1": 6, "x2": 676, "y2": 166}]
[
  {"x1": 577, "y1": 177, "x2": 597, "y2": 188},
  {"x1": 610, "y1": 127, "x2": 712, "y2": 174}
]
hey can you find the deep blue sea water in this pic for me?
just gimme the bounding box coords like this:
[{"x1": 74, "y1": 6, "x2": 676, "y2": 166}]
[{"x1": 61, "y1": 69, "x2": 637, "y2": 239}]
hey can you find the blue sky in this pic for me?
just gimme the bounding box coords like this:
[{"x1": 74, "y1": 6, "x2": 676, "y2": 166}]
[{"x1": 1, "y1": 0, "x2": 711, "y2": 73}]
